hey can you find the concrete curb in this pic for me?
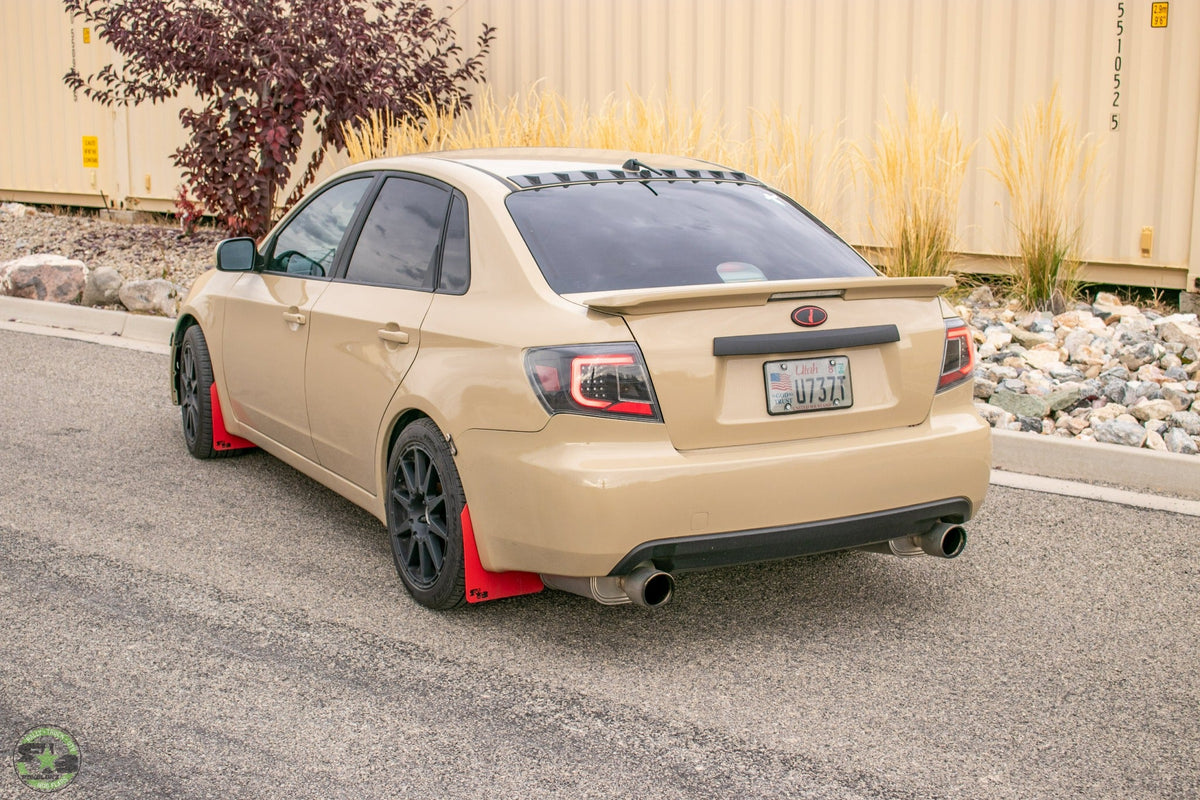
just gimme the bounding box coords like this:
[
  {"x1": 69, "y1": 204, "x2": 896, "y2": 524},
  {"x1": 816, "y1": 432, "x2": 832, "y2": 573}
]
[
  {"x1": 0, "y1": 295, "x2": 173, "y2": 349},
  {"x1": 2, "y1": 296, "x2": 1198, "y2": 499},
  {"x1": 991, "y1": 428, "x2": 1200, "y2": 500}
]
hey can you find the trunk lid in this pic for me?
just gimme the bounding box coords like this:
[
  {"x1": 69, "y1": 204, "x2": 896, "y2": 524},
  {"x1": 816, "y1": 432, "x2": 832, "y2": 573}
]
[{"x1": 568, "y1": 276, "x2": 953, "y2": 451}]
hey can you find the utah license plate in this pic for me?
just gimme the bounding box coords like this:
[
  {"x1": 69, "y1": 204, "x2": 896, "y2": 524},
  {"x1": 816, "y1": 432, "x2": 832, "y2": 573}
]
[{"x1": 764, "y1": 356, "x2": 852, "y2": 414}]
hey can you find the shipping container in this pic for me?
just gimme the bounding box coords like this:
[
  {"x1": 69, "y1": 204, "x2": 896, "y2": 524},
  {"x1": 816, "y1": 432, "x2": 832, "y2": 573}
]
[{"x1": 2, "y1": 0, "x2": 1197, "y2": 292}]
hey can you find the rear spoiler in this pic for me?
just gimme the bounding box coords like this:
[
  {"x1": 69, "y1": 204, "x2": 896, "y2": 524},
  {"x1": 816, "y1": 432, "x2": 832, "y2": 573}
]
[{"x1": 567, "y1": 276, "x2": 956, "y2": 315}]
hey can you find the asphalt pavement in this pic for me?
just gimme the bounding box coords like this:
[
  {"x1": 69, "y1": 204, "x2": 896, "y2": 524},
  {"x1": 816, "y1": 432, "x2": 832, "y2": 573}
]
[{"x1": 1, "y1": 327, "x2": 1198, "y2": 799}]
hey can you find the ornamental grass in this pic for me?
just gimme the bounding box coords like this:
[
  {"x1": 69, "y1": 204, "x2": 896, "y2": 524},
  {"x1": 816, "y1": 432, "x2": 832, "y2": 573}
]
[
  {"x1": 858, "y1": 90, "x2": 973, "y2": 278},
  {"x1": 988, "y1": 88, "x2": 1098, "y2": 311}
]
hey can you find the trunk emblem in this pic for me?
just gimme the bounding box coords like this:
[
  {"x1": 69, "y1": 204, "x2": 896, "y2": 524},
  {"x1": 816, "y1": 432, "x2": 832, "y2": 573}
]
[{"x1": 791, "y1": 305, "x2": 828, "y2": 327}]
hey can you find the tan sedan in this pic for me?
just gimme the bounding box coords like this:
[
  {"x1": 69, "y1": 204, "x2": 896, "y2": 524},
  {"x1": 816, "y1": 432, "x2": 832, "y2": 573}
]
[{"x1": 171, "y1": 149, "x2": 990, "y2": 609}]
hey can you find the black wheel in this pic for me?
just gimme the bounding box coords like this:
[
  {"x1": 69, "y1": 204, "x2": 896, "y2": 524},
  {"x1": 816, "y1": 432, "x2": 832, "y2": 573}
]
[
  {"x1": 179, "y1": 324, "x2": 235, "y2": 460},
  {"x1": 386, "y1": 419, "x2": 467, "y2": 610}
]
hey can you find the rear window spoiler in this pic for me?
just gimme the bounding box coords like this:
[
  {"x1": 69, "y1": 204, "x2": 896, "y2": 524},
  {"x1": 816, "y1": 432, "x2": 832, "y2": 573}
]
[{"x1": 567, "y1": 276, "x2": 956, "y2": 315}]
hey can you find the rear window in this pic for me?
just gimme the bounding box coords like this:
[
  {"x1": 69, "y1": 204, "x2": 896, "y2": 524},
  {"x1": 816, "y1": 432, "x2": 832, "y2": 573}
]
[{"x1": 505, "y1": 180, "x2": 876, "y2": 294}]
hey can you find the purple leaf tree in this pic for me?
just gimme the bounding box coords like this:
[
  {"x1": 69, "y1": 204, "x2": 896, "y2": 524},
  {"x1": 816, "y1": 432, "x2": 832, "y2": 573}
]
[{"x1": 64, "y1": 0, "x2": 494, "y2": 237}]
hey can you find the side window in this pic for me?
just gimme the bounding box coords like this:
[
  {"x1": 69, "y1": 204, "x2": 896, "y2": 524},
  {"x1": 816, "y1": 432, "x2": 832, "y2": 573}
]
[
  {"x1": 438, "y1": 194, "x2": 470, "y2": 294},
  {"x1": 345, "y1": 177, "x2": 451, "y2": 289},
  {"x1": 267, "y1": 177, "x2": 371, "y2": 277}
]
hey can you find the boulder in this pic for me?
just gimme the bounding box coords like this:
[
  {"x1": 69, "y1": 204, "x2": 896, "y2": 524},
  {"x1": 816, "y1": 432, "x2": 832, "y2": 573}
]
[
  {"x1": 118, "y1": 279, "x2": 181, "y2": 317},
  {"x1": 81, "y1": 266, "x2": 123, "y2": 307},
  {"x1": 0, "y1": 254, "x2": 88, "y2": 303}
]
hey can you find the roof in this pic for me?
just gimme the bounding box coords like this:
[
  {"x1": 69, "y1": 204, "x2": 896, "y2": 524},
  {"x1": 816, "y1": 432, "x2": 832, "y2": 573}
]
[{"x1": 345, "y1": 148, "x2": 757, "y2": 191}]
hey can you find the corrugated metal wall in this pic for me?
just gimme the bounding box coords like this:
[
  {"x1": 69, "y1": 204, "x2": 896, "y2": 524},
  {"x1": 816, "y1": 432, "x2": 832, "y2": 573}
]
[
  {"x1": 2, "y1": 0, "x2": 1198, "y2": 288},
  {"x1": 448, "y1": 0, "x2": 1200, "y2": 287},
  {"x1": 0, "y1": 0, "x2": 183, "y2": 210}
]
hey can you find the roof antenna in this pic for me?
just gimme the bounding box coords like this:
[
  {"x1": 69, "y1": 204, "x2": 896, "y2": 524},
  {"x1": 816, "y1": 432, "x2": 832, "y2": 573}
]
[{"x1": 622, "y1": 158, "x2": 666, "y2": 178}]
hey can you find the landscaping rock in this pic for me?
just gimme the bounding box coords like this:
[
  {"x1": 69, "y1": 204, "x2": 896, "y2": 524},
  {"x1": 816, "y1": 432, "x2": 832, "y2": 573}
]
[
  {"x1": 1156, "y1": 317, "x2": 1200, "y2": 352},
  {"x1": 989, "y1": 389, "x2": 1050, "y2": 419},
  {"x1": 1047, "y1": 384, "x2": 1086, "y2": 412},
  {"x1": 1164, "y1": 427, "x2": 1199, "y2": 455},
  {"x1": 1129, "y1": 399, "x2": 1175, "y2": 422},
  {"x1": 118, "y1": 279, "x2": 181, "y2": 317},
  {"x1": 1092, "y1": 419, "x2": 1148, "y2": 448},
  {"x1": 1168, "y1": 411, "x2": 1200, "y2": 436},
  {"x1": 81, "y1": 265, "x2": 124, "y2": 307},
  {"x1": 0, "y1": 254, "x2": 88, "y2": 303}
]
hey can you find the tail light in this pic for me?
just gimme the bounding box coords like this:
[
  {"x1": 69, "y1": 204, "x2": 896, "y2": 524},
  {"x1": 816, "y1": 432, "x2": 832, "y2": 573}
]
[
  {"x1": 937, "y1": 317, "x2": 976, "y2": 392},
  {"x1": 525, "y1": 344, "x2": 662, "y2": 421}
]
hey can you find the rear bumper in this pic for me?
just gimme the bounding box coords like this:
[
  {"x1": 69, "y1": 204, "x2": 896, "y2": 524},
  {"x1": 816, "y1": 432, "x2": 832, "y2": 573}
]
[
  {"x1": 456, "y1": 398, "x2": 990, "y2": 577},
  {"x1": 607, "y1": 497, "x2": 971, "y2": 575}
]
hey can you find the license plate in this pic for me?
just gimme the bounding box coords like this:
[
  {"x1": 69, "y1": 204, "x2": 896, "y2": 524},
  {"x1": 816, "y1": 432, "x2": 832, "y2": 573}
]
[{"x1": 764, "y1": 356, "x2": 853, "y2": 414}]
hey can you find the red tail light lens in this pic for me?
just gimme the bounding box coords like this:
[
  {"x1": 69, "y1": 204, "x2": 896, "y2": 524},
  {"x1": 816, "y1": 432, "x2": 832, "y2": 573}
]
[
  {"x1": 937, "y1": 318, "x2": 976, "y2": 391},
  {"x1": 526, "y1": 344, "x2": 662, "y2": 421}
]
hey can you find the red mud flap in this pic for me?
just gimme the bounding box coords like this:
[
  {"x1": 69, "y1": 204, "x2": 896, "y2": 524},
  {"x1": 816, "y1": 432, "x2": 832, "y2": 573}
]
[
  {"x1": 210, "y1": 384, "x2": 257, "y2": 452},
  {"x1": 462, "y1": 506, "x2": 543, "y2": 603}
]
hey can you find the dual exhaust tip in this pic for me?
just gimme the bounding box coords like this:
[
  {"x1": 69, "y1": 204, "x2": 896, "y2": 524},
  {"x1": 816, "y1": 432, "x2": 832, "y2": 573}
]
[{"x1": 542, "y1": 522, "x2": 967, "y2": 607}]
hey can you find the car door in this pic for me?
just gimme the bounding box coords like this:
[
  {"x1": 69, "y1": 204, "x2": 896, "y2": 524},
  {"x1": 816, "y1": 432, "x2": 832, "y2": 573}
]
[
  {"x1": 221, "y1": 175, "x2": 373, "y2": 461},
  {"x1": 305, "y1": 175, "x2": 462, "y2": 491}
]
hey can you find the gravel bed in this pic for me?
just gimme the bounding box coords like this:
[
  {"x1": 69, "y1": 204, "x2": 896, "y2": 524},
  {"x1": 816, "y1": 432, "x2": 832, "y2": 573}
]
[{"x1": 0, "y1": 205, "x2": 223, "y2": 290}]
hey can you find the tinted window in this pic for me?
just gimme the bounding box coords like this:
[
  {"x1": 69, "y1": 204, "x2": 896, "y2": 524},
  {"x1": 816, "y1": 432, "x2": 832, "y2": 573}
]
[
  {"x1": 346, "y1": 177, "x2": 450, "y2": 289},
  {"x1": 505, "y1": 180, "x2": 876, "y2": 293},
  {"x1": 267, "y1": 177, "x2": 370, "y2": 277},
  {"x1": 438, "y1": 194, "x2": 470, "y2": 294}
]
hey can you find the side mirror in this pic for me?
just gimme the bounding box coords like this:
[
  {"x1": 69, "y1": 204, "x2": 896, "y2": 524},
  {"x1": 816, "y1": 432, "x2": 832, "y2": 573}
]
[{"x1": 215, "y1": 238, "x2": 258, "y2": 272}]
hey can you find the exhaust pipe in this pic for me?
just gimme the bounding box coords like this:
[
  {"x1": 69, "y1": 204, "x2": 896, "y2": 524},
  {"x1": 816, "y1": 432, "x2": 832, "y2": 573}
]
[
  {"x1": 920, "y1": 522, "x2": 967, "y2": 558},
  {"x1": 540, "y1": 562, "x2": 675, "y2": 608},
  {"x1": 863, "y1": 522, "x2": 968, "y2": 559},
  {"x1": 620, "y1": 563, "x2": 675, "y2": 608}
]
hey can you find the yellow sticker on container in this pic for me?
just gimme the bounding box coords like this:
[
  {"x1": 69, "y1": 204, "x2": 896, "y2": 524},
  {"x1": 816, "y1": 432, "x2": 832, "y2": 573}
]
[
  {"x1": 82, "y1": 136, "x2": 99, "y2": 168},
  {"x1": 1151, "y1": 2, "x2": 1168, "y2": 28},
  {"x1": 83, "y1": 27, "x2": 91, "y2": 43}
]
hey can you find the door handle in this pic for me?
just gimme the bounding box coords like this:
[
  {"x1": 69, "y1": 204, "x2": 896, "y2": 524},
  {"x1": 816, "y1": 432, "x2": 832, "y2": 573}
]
[
  {"x1": 282, "y1": 311, "x2": 307, "y2": 325},
  {"x1": 377, "y1": 328, "x2": 410, "y2": 344}
]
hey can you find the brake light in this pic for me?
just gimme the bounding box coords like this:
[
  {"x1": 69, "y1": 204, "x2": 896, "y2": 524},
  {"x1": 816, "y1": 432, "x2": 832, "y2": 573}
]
[
  {"x1": 526, "y1": 344, "x2": 662, "y2": 421},
  {"x1": 937, "y1": 318, "x2": 976, "y2": 391}
]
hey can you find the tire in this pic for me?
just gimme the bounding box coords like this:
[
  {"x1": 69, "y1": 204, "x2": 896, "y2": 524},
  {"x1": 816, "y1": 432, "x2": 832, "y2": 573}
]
[
  {"x1": 386, "y1": 419, "x2": 467, "y2": 610},
  {"x1": 178, "y1": 324, "x2": 235, "y2": 460}
]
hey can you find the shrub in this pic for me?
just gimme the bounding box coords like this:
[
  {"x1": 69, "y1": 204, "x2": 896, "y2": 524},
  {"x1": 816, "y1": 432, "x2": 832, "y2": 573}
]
[
  {"x1": 64, "y1": 0, "x2": 493, "y2": 237},
  {"x1": 989, "y1": 89, "x2": 1098, "y2": 311},
  {"x1": 859, "y1": 90, "x2": 973, "y2": 278}
]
